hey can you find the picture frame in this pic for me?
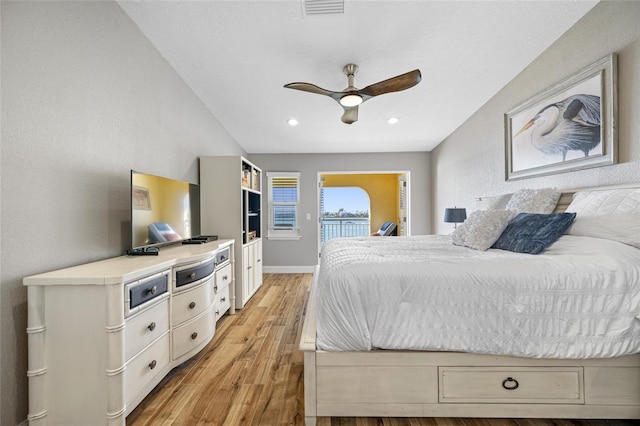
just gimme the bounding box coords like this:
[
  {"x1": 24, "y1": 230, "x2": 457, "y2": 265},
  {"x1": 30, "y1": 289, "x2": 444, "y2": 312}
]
[
  {"x1": 132, "y1": 186, "x2": 151, "y2": 210},
  {"x1": 504, "y1": 54, "x2": 617, "y2": 181}
]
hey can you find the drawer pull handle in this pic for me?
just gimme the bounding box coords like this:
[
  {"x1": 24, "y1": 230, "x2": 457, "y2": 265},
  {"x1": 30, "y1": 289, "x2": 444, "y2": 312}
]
[
  {"x1": 191, "y1": 332, "x2": 198, "y2": 340},
  {"x1": 216, "y1": 310, "x2": 220, "y2": 316},
  {"x1": 189, "y1": 301, "x2": 196, "y2": 309},
  {"x1": 220, "y1": 255, "x2": 226, "y2": 261},
  {"x1": 221, "y1": 297, "x2": 226, "y2": 302},
  {"x1": 149, "y1": 360, "x2": 157, "y2": 370},
  {"x1": 146, "y1": 285, "x2": 157, "y2": 296},
  {"x1": 502, "y1": 377, "x2": 519, "y2": 390},
  {"x1": 247, "y1": 266, "x2": 253, "y2": 270},
  {"x1": 148, "y1": 322, "x2": 156, "y2": 332},
  {"x1": 214, "y1": 284, "x2": 218, "y2": 292},
  {"x1": 189, "y1": 272, "x2": 196, "y2": 280},
  {"x1": 223, "y1": 275, "x2": 228, "y2": 280}
]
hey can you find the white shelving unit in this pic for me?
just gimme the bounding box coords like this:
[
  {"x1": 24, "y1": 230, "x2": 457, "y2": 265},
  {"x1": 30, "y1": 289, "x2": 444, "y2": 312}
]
[{"x1": 200, "y1": 156, "x2": 263, "y2": 309}]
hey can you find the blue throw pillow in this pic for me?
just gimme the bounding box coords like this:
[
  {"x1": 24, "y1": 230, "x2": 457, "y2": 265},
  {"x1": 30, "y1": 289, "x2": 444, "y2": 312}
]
[{"x1": 491, "y1": 212, "x2": 577, "y2": 254}]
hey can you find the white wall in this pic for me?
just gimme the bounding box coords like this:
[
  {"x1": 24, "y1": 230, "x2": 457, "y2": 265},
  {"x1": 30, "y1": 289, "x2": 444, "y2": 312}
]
[
  {"x1": 249, "y1": 152, "x2": 431, "y2": 270},
  {"x1": 431, "y1": 1, "x2": 640, "y2": 234},
  {"x1": 0, "y1": 2, "x2": 244, "y2": 424}
]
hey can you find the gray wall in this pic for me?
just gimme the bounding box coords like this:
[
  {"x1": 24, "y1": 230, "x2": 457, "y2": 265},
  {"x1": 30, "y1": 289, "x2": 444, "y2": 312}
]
[
  {"x1": 431, "y1": 1, "x2": 640, "y2": 234},
  {"x1": 249, "y1": 152, "x2": 432, "y2": 269},
  {"x1": 1, "y1": 2, "x2": 244, "y2": 424}
]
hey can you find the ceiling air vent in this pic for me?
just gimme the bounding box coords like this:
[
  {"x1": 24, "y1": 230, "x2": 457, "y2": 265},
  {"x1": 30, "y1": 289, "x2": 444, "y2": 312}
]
[{"x1": 303, "y1": 0, "x2": 344, "y2": 15}]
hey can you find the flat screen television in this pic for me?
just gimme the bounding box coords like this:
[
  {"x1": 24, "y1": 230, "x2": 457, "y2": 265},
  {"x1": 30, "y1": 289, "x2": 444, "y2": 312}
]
[{"x1": 130, "y1": 170, "x2": 201, "y2": 251}]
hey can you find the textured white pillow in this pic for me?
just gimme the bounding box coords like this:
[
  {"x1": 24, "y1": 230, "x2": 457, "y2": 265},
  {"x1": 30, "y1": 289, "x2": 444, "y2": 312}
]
[
  {"x1": 451, "y1": 210, "x2": 515, "y2": 251},
  {"x1": 506, "y1": 188, "x2": 561, "y2": 214},
  {"x1": 566, "y1": 188, "x2": 640, "y2": 248}
]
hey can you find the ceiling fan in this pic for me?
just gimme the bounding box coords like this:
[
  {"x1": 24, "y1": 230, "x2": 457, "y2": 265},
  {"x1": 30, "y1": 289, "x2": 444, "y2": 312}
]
[{"x1": 284, "y1": 64, "x2": 422, "y2": 124}]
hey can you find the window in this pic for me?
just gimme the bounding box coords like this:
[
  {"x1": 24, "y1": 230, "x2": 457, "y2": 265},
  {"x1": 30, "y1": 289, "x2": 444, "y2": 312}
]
[{"x1": 267, "y1": 172, "x2": 301, "y2": 240}]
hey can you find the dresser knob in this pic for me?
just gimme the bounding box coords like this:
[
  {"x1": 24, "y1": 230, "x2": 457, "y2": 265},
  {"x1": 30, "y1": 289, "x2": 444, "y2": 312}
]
[
  {"x1": 221, "y1": 297, "x2": 226, "y2": 303},
  {"x1": 191, "y1": 332, "x2": 198, "y2": 340},
  {"x1": 149, "y1": 360, "x2": 157, "y2": 370},
  {"x1": 502, "y1": 377, "x2": 519, "y2": 390},
  {"x1": 189, "y1": 301, "x2": 196, "y2": 309},
  {"x1": 214, "y1": 284, "x2": 218, "y2": 292},
  {"x1": 148, "y1": 322, "x2": 156, "y2": 332},
  {"x1": 216, "y1": 310, "x2": 220, "y2": 316},
  {"x1": 223, "y1": 275, "x2": 228, "y2": 281},
  {"x1": 146, "y1": 285, "x2": 157, "y2": 296},
  {"x1": 189, "y1": 272, "x2": 196, "y2": 280}
]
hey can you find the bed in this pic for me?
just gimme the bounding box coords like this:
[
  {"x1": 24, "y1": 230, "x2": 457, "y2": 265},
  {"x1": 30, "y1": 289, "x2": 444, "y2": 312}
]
[{"x1": 300, "y1": 184, "x2": 640, "y2": 425}]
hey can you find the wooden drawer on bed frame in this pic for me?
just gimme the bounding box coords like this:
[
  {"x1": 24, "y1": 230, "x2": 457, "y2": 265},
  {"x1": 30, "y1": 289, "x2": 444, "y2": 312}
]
[{"x1": 438, "y1": 366, "x2": 584, "y2": 404}]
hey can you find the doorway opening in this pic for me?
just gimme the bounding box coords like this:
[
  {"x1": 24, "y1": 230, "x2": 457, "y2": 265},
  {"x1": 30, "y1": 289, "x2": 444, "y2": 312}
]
[{"x1": 317, "y1": 171, "x2": 410, "y2": 256}]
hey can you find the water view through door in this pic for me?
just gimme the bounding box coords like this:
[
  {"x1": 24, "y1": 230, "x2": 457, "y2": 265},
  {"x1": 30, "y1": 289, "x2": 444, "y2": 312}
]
[{"x1": 320, "y1": 186, "x2": 370, "y2": 244}]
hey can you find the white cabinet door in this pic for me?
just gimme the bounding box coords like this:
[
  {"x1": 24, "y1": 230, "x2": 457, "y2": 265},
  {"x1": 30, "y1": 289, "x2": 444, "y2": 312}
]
[
  {"x1": 242, "y1": 244, "x2": 254, "y2": 304},
  {"x1": 255, "y1": 239, "x2": 263, "y2": 289},
  {"x1": 241, "y1": 240, "x2": 263, "y2": 306}
]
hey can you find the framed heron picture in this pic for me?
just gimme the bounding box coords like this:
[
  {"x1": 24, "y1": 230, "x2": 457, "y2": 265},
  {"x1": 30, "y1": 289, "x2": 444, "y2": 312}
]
[{"x1": 504, "y1": 54, "x2": 617, "y2": 181}]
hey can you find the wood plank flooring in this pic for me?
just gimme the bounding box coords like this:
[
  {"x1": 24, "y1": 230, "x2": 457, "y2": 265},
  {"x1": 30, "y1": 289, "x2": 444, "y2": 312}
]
[{"x1": 127, "y1": 273, "x2": 636, "y2": 426}]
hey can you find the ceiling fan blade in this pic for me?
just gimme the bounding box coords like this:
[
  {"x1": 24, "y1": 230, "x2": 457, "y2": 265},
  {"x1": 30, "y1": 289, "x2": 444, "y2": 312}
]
[
  {"x1": 284, "y1": 82, "x2": 343, "y2": 102},
  {"x1": 341, "y1": 106, "x2": 358, "y2": 124},
  {"x1": 358, "y1": 69, "x2": 422, "y2": 98}
]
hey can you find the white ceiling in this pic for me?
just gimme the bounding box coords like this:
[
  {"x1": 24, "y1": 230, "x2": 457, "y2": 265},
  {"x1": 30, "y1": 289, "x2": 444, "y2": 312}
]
[{"x1": 118, "y1": 0, "x2": 597, "y2": 154}]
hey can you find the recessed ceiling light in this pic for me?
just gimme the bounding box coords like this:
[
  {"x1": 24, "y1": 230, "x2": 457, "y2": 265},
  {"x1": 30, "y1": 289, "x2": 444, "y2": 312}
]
[
  {"x1": 388, "y1": 117, "x2": 399, "y2": 124},
  {"x1": 287, "y1": 118, "x2": 299, "y2": 126}
]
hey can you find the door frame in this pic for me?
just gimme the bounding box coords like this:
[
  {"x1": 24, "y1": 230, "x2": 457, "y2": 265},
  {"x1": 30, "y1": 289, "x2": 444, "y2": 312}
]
[{"x1": 317, "y1": 170, "x2": 411, "y2": 258}]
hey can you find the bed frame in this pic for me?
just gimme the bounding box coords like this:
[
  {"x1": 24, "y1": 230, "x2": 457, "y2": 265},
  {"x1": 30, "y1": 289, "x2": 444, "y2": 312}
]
[{"x1": 300, "y1": 184, "x2": 640, "y2": 425}]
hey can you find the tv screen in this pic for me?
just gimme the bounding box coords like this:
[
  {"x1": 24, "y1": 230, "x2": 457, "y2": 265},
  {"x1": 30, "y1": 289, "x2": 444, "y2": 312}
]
[{"x1": 130, "y1": 170, "x2": 201, "y2": 250}]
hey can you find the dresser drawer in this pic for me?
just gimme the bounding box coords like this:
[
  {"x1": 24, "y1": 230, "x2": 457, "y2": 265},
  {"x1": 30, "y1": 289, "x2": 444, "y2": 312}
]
[
  {"x1": 439, "y1": 367, "x2": 584, "y2": 404},
  {"x1": 125, "y1": 298, "x2": 170, "y2": 360},
  {"x1": 215, "y1": 247, "x2": 230, "y2": 266},
  {"x1": 215, "y1": 283, "x2": 230, "y2": 321},
  {"x1": 172, "y1": 307, "x2": 216, "y2": 360},
  {"x1": 215, "y1": 263, "x2": 232, "y2": 291},
  {"x1": 172, "y1": 279, "x2": 214, "y2": 326},
  {"x1": 124, "y1": 270, "x2": 170, "y2": 317},
  {"x1": 174, "y1": 257, "x2": 215, "y2": 290},
  {"x1": 125, "y1": 332, "x2": 170, "y2": 405}
]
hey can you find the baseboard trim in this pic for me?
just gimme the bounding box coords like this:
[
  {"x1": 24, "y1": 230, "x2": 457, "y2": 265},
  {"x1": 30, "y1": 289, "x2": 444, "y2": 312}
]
[{"x1": 262, "y1": 266, "x2": 316, "y2": 274}]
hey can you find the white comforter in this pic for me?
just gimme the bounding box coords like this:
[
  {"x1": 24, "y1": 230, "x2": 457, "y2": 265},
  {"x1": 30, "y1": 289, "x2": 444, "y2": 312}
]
[{"x1": 316, "y1": 235, "x2": 640, "y2": 358}]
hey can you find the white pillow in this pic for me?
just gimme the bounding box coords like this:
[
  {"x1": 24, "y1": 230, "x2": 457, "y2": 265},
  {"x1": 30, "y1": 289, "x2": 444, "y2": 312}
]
[
  {"x1": 565, "y1": 188, "x2": 640, "y2": 248},
  {"x1": 451, "y1": 210, "x2": 515, "y2": 251},
  {"x1": 568, "y1": 215, "x2": 640, "y2": 249},
  {"x1": 565, "y1": 188, "x2": 640, "y2": 215},
  {"x1": 506, "y1": 188, "x2": 561, "y2": 214}
]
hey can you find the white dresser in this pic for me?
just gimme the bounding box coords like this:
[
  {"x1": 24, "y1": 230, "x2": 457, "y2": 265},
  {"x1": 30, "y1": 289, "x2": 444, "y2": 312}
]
[{"x1": 24, "y1": 240, "x2": 234, "y2": 426}]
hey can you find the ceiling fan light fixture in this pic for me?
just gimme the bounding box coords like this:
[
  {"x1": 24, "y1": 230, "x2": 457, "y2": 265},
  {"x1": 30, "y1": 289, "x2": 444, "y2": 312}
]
[{"x1": 339, "y1": 94, "x2": 363, "y2": 107}]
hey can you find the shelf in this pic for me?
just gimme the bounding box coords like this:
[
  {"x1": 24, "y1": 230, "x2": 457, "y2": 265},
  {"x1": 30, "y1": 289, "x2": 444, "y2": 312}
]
[{"x1": 242, "y1": 160, "x2": 261, "y2": 192}]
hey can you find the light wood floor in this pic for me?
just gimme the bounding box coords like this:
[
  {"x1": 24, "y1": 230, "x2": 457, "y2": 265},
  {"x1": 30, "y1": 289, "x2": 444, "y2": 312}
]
[{"x1": 127, "y1": 273, "x2": 637, "y2": 426}]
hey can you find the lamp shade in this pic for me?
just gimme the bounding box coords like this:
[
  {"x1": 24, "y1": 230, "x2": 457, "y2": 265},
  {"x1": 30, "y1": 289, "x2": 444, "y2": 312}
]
[{"x1": 444, "y1": 207, "x2": 467, "y2": 224}]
